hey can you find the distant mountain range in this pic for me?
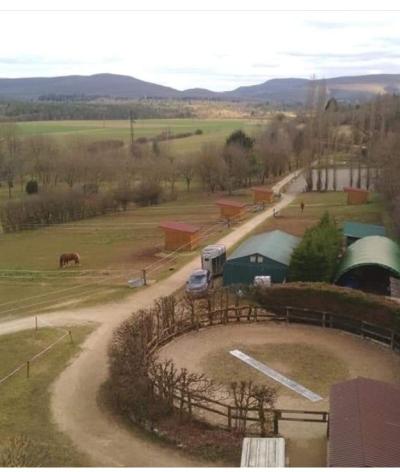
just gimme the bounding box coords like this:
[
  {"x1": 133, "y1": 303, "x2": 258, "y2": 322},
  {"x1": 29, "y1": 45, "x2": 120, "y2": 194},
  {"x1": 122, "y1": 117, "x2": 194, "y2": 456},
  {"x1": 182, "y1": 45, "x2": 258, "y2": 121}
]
[{"x1": 0, "y1": 72, "x2": 399, "y2": 103}]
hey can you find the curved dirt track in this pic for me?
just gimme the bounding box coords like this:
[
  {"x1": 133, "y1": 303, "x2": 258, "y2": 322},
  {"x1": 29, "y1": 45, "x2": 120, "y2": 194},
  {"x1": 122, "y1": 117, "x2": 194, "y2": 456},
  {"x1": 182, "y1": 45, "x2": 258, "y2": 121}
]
[{"x1": 1, "y1": 172, "x2": 301, "y2": 467}]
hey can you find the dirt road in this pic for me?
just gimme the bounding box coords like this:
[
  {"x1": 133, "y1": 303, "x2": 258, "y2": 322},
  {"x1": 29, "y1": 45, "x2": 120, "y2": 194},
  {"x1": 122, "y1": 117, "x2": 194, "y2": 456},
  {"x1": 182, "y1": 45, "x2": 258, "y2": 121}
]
[{"x1": 1, "y1": 172, "x2": 301, "y2": 467}]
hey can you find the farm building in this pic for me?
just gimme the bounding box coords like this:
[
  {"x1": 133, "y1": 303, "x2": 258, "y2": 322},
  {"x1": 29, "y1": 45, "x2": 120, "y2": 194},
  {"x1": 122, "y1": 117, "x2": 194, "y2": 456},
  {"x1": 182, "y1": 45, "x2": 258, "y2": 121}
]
[
  {"x1": 342, "y1": 221, "x2": 386, "y2": 246},
  {"x1": 216, "y1": 199, "x2": 247, "y2": 220},
  {"x1": 159, "y1": 221, "x2": 200, "y2": 251},
  {"x1": 223, "y1": 230, "x2": 300, "y2": 286},
  {"x1": 334, "y1": 235, "x2": 400, "y2": 295},
  {"x1": 241, "y1": 438, "x2": 286, "y2": 467},
  {"x1": 343, "y1": 186, "x2": 369, "y2": 205},
  {"x1": 251, "y1": 187, "x2": 274, "y2": 204},
  {"x1": 329, "y1": 377, "x2": 400, "y2": 467}
]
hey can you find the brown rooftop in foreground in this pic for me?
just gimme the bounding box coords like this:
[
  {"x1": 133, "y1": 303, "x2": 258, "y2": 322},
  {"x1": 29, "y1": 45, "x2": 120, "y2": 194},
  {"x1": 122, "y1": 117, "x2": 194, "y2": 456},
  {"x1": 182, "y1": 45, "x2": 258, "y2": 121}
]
[{"x1": 329, "y1": 377, "x2": 400, "y2": 467}]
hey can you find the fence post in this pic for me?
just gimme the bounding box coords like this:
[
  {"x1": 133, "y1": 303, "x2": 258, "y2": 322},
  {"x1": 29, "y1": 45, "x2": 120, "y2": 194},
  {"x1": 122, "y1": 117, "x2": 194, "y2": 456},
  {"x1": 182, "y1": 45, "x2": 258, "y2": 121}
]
[
  {"x1": 228, "y1": 406, "x2": 232, "y2": 430},
  {"x1": 273, "y1": 411, "x2": 279, "y2": 435},
  {"x1": 142, "y1": 269, "x2": 147, "y2": 286},
  {"x1": 391, "y1": 330, "x2": 395, "y2": 350},
  {"x1": 69, "y1": 330, "x2": 73, "y2": 344},
  {"x1": 26, "y1": 361, "x2": 30, "y2": 378},
  {"x1": 35, "y1": 316, "x2": 38, "y2": 331}
]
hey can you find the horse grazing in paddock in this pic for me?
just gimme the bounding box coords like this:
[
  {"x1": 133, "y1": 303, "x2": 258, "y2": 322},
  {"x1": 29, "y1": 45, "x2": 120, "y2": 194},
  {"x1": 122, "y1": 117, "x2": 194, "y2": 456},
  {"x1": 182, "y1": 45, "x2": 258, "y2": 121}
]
[{"x1": 59, "y1": 252, "x2": 80, "y2": 269}]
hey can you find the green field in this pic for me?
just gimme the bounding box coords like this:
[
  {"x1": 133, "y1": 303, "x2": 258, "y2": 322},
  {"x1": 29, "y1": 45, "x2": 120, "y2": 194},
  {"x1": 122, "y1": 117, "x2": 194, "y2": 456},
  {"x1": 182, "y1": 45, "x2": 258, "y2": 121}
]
[
  {"x1": 16, "y1": 118, "x2": 265, "y2": 155},
  {"x1": 0, "y1": 187, "x2": 256, "y2": 320},
  {"x1": 0, "y1": 325, "x2": 94, "y2": 467}
]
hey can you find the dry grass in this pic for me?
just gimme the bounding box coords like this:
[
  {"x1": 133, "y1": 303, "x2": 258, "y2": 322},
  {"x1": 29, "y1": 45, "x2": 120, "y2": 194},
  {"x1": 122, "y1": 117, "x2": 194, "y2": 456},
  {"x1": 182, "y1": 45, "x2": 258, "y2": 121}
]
[
  {"x1": 0, "y1": 325, "x2": 94, "y2": 466},
  {"x1": 201, "y1": 342, "x2": 349, "y2": 398}
]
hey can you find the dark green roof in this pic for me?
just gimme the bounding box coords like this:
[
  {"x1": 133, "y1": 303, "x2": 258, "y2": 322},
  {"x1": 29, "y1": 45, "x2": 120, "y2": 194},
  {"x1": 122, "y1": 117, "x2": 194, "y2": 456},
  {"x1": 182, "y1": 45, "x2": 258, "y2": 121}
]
[
  {"x1": 228, "y1": 230, "x2": 300, "y2": 266},
  {"x1": 335, "y1": 236, "x2": 400, "y2": 282},
  {"x1": 343, "y1": 221, "x2": 386, "y2": 239}
]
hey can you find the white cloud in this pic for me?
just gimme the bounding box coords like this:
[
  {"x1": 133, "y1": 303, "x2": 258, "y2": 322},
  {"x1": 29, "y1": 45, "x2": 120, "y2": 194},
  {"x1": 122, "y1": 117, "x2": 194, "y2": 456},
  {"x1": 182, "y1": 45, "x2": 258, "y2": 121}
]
[{"x1": 0, "y1": 5, "x2": 399, "y2": 90}]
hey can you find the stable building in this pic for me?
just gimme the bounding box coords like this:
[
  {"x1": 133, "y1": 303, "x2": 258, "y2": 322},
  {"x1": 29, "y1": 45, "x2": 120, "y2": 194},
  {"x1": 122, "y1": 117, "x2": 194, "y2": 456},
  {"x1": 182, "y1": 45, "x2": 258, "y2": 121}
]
[
  {"x1": 334, "y1": 235, "x2": 400, "y2": 295},
  {"x1": 223, "y1": 230, "x2": 300, "y2": 286},
  {"x1": 159, "y1": 220, "x2": 200, "y2": 251},
  {"x1": 329, "y1": 377, "x2": 400, "y2": 467},
  {"x1": 251, "y1": 187, "x2": 274, "y2": 204},
  {"x1": 343, "y1": 186, "x2": 369, "y2": 205},
  {"x1": 216, "y1": 199, "x2": 247, "y2": 220},
  {"x1": 342, "y1": 221, "x2": 386, "y2": 246}
]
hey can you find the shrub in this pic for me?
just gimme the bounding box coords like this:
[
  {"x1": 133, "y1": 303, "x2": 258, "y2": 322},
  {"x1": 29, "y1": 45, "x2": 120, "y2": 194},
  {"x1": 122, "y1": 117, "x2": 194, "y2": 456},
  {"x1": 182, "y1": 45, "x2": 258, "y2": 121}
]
[
  {"x1": 0, "y1": 436, "x2": 46, "y2": 467},
  {"x1": 113, "y1": 187, "x2": 135, "y2": 211},
  {"x1": 133, "y1": 181, "x2": 164, "y2": 206},
  {"x1": 0, "y1": 189, "x2": 119, "y2": 232},
  {"x1": 289, "y1": 212, "x2": 342, "y2": 282},
  {"x1": 25, "y1": 180, "x2": 39, "y2": 195}
]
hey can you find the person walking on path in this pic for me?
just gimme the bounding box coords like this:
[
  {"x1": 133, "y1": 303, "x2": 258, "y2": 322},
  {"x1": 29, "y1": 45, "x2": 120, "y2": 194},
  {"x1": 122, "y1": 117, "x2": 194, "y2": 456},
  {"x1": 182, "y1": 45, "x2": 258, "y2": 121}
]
[{"x1": 300, "y1": 200, "x2": 305, "y2": 213}]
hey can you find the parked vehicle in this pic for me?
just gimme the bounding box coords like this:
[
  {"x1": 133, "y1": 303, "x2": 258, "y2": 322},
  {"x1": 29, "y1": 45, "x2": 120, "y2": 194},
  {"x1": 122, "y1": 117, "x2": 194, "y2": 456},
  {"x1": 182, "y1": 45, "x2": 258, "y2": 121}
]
[
  {"x1": 201, "y1": 244, "x2": 226, "y2": 277},
  {"x1": 186, "y1": 268, "x2": 213, "y2": 297}
]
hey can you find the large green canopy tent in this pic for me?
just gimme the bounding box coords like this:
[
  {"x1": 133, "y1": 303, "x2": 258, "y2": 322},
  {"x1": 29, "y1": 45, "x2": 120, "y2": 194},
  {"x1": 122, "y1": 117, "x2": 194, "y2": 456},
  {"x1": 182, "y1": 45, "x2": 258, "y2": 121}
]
[{"x1": 334, "y1": 236, "x2": 400, "y2": 295}]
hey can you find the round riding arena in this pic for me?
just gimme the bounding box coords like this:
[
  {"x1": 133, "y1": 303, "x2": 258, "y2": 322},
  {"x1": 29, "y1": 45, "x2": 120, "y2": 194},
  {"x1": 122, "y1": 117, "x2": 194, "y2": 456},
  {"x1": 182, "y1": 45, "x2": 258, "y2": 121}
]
[{"x1": 158, "y1": 321, "x2": 400, "y2": 467}]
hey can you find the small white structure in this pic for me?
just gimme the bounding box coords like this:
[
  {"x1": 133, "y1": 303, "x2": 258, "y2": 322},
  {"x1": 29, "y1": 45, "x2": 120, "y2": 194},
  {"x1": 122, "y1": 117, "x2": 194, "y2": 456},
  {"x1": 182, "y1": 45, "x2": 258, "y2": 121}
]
[
  {"x1": 240, "y1": 437, "x2": 286, "y2": 468},
  {"x1": 254, "y1": 275, "x2": 272, "y2": 287},
  {"x1": 201, "y1": 244, "x2": 226, "y2": 277}
]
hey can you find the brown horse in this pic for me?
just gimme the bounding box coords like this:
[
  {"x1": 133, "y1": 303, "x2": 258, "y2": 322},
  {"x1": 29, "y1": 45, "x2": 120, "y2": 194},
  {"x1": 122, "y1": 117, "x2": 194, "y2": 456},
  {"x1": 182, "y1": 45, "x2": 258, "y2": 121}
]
[{"x1": 59, "y1": 252, "x2": 80, "y2": 268}]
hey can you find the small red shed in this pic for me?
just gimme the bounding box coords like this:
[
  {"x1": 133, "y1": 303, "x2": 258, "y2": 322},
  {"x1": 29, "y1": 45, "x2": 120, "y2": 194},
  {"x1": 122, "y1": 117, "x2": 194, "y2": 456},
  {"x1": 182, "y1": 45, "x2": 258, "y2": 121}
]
[
  {"x1": 159, "y1": 221, "x2": 201, "y2": 251},
  {"x1": 216, "y1": 199, "x2": 247, "y2": 220},
  {"x1": 344, "y1": 187, "x2": 369, "y2": 205},
  {"x1": 251, "y1": 187, "x2": 274, "y2": 204}
]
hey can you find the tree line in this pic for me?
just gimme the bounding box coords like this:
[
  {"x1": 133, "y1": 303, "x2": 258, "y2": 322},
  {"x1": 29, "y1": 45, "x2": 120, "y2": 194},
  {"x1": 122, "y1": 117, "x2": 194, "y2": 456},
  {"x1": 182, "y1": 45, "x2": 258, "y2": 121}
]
[{"x1": 0, "y1": 99, "x2": 194, "y2": 121}]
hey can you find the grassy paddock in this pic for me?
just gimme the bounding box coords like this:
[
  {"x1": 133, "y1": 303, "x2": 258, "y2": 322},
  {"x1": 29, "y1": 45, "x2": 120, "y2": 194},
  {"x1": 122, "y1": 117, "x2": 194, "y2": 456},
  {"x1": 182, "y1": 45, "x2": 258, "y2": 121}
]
[
  {"x1": 0, "y1": 325, "x2": 94, "y2": 467},
  {"x1": 0, "y1": 188, "x2": 256, "y2": 320}
]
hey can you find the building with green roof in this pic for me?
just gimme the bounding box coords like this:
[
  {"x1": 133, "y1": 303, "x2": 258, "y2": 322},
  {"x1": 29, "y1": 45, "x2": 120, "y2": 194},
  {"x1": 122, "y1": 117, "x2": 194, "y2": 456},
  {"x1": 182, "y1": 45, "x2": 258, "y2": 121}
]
[
  {"x1": 334, "y1": 235, "x2": 400, "y2": 295},
  {"x1": 223, "y1": 230, "x2": 300, "y2": 286},
  {"x1": 342, "y1": 221, "x2": 386, "y2": 246}
]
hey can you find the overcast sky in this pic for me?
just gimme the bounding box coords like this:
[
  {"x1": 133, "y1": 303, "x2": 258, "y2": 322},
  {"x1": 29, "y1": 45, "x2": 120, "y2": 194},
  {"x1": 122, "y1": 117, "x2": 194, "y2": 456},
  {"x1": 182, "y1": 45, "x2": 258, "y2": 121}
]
[{"x1": 1, "y1": 1, "x2": 400, "y2": 91}]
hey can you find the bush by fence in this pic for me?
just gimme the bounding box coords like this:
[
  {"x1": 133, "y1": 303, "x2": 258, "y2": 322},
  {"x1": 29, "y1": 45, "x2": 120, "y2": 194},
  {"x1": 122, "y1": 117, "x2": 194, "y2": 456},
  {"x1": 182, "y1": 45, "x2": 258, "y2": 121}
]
[
  {"x1": 108, "y1": 293, "x2": 279, "y2": 437},
  {"x1": 250, "y1": 282, "x2": 400, "y2": 329}
]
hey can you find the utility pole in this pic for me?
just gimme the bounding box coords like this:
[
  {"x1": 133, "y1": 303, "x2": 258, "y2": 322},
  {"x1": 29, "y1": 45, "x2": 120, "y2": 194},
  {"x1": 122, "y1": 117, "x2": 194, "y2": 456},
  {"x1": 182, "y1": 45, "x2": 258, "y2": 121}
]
[{"x1": 129, "y1": 111, "x2": 135, "y2": 157}]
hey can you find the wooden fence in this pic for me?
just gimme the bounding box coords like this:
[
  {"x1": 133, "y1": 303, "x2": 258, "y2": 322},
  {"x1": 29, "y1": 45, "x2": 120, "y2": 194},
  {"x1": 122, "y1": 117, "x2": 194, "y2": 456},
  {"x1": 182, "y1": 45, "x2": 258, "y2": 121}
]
[{"x1": 145, "y1": 300, "x2": 400, "y2": 435}]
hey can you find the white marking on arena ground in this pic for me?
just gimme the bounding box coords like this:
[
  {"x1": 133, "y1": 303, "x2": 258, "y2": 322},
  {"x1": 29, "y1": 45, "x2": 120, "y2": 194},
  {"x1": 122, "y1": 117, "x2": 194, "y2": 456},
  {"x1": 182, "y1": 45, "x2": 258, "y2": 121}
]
[{"x1": 229, "y1": 349, "x2": 323, "y2": 402}]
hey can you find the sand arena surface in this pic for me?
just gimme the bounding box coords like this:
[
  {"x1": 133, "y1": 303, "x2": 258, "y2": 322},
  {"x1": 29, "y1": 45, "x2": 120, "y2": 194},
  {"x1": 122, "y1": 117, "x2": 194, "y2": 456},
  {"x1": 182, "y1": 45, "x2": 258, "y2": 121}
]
[{"x1": 159, "y1": 322, "x2": 400, "y2": 466}]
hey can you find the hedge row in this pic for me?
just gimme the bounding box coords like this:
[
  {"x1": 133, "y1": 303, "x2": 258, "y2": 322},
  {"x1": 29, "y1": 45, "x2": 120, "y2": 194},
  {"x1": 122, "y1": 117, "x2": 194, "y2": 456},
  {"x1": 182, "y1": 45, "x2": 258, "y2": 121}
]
[
  {"x1": 250, "y1": 282, "x2": 400, "y2": 329},
  {"x1": 0, "y1": 182, "x2": 165, "y2": 233}
]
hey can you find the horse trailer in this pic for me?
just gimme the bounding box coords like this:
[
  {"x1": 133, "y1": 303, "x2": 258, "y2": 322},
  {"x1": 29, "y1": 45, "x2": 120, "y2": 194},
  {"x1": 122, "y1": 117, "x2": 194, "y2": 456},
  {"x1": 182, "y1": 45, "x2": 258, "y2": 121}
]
[{"x1": 201, "y1": 244, "x2": 226, "y2": 277}]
